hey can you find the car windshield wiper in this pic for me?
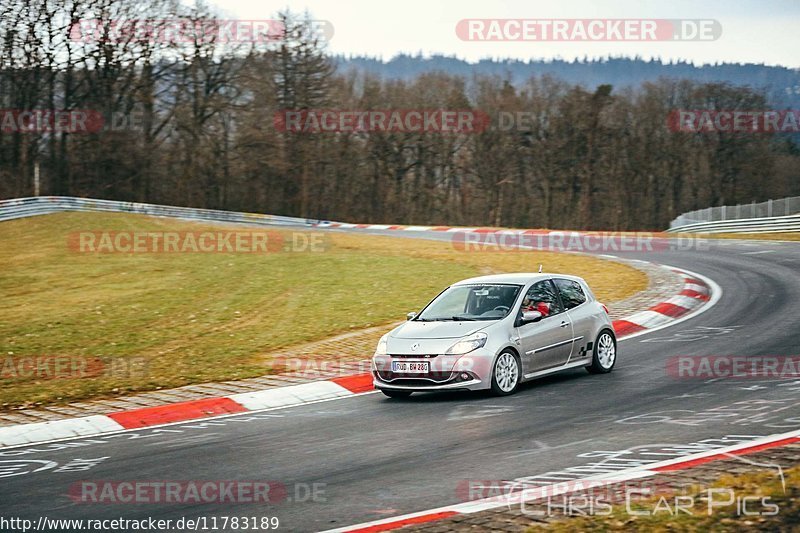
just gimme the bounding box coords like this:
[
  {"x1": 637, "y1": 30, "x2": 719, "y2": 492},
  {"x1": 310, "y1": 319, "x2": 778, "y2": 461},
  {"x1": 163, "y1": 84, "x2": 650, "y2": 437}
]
[{"x1": 450, "y1": 315, "x2": 479, "y2": 321}]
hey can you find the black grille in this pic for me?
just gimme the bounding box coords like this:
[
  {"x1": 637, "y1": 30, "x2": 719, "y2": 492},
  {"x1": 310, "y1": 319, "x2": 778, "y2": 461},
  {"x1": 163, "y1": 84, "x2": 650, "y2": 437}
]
[
  {"x1": 375, "y1": 369, "x2": 454, "y2": 383},
  {"x1": 382, "y1": 378, "x2": 455, "y2": 388}
]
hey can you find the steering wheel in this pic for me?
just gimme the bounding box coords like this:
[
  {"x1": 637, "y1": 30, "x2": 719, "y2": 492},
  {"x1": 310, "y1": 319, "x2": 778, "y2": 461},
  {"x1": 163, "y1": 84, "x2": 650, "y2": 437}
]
[{"x1": 493, "y1": 305, "x2": 510, "y2": 313}]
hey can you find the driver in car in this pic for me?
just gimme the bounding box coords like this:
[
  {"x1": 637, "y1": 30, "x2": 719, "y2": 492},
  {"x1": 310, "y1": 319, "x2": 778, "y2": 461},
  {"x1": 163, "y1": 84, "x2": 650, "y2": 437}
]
[{"x1": 522, "y1": 295, "x2": 551, "y2": 318}]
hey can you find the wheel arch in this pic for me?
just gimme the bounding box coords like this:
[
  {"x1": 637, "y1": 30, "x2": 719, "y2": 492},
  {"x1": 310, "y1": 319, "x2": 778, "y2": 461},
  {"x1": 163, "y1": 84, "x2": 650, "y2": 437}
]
[
  {"x1": 598, "y1": 326, "x2": 616, "y2": 339},
  {"x1": 496, "y1": 344, "x2": 521, "y2": 362},
  {"x1": 593, "y1": 327, "x2": 617, "y2": 352}
]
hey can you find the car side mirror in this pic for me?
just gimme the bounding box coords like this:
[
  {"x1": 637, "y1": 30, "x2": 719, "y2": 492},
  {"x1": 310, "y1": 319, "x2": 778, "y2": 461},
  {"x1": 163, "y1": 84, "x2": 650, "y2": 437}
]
[
  {"x1": 406, "y1": 312, "x2": 417, "y2": 321},
  {"x1": 521, "y1": 310, "x2": 543, "y2": 325}
]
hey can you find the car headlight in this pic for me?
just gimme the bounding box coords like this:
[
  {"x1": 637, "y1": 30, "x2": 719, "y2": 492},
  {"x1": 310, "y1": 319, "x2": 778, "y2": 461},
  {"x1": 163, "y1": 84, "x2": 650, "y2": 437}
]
[
  {"x1": 445, "y1": 332, "x2": 488, "y2": 355},
  {"x1": 374, "y1": 334, "x2": 389, "y2": 356}
]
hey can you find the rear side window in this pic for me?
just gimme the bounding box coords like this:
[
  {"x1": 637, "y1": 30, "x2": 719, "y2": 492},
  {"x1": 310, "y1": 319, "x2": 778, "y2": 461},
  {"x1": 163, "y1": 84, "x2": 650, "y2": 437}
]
[{"x1": 554, "y1": 279, "x2": 587, "y2": 309}]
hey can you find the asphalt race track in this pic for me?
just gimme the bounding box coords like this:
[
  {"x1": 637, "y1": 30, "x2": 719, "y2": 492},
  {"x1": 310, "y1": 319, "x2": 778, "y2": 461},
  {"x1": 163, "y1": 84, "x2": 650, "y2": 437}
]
[{"x1": 2, "y1": 231, "x2": 799, "y2": 532}]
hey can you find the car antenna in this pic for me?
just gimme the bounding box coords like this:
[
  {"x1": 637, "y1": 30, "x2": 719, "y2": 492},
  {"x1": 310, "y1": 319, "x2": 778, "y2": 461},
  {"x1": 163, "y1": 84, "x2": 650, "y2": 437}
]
[{"x1": 538, "y1": 264, "x2": 543, "y2": 273}]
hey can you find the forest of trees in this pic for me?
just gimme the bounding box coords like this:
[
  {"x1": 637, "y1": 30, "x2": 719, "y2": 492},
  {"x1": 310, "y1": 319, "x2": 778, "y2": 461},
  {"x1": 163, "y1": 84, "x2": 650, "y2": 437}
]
[
  {"x1": 1, "y1": 0, "x2": 799, "y2": 230},
  {"x1": 337, "y1": 54, "x2": 800, "y2": 109}
]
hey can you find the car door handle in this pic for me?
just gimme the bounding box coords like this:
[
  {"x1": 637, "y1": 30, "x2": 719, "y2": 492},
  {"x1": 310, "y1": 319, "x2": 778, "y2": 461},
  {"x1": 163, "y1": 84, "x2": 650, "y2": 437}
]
[{"x1": 560, "y1": 321, "x2": 570, "y2": 328}]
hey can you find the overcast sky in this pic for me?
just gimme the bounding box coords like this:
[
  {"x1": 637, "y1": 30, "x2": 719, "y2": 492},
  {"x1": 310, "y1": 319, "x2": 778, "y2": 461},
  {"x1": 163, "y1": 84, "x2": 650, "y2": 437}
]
[{"x1": 208, "y1": 0, "x2": 800, "y2": 67}]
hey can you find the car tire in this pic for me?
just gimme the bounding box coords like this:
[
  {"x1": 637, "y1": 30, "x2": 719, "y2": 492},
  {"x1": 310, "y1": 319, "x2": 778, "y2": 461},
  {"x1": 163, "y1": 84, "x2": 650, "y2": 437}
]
[
  {"x1": 490, "y1": 350, "x2": 521, "y2": 396},
  {"x1": 380, "y1": 389, "x2": 412, "y2": 399},
  {"x1": 587, "y1": 330, "x2": 617, "y2": 374}
]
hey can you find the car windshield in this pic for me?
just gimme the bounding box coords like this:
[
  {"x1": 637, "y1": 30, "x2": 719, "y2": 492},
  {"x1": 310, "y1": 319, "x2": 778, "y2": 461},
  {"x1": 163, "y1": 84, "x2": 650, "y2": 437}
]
[{"x1": 416, "y1": 284, "x2": 522, "y2": 321}]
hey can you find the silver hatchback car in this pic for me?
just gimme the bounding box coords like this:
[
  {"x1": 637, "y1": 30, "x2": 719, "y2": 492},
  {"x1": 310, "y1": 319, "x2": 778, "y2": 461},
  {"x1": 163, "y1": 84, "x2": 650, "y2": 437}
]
[{"x1": 372, "y1": 273, "x2": 616, "y2": 397}]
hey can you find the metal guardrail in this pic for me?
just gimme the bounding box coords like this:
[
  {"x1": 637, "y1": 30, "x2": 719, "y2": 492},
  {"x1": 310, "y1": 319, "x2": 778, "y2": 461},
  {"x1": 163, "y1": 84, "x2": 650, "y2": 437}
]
[
  {"x1": 670, "y1": 196, "x2": 800, "y2": 230},
  {"x1": 666, "y1": 213, "x2": 800, "y2": 234},
  {"x1": 0, "y1": 196, "x2": 315, "y2": 227},
  {"x1": 4, "y1": 196, "x2": 795, "y2": 235}
]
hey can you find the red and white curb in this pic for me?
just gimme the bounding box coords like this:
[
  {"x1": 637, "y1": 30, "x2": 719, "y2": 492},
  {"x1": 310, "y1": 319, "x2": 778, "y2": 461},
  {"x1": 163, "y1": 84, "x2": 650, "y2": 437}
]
[
  {"x1": 321, "y1": 223, "x2": 541, "y2": 233},
  {"x1": 0, "y1": 374, "x2": 373, "y2": 447},
  {"x1": 320, "y1": 429, "x2": 800, "y2": 533},
  {"x1": 0, "y1": 269, "x2": 718, "y2": 449},
  {"x1": 319, "y1": 223, "x2": 674, "y2": 240},
  {"x1": 611, "y1": 265, "x2": 720, "y2": 340}
]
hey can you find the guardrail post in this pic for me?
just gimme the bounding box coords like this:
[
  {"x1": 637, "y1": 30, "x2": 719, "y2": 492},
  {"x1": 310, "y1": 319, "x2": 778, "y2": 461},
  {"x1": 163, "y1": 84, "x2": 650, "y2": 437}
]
[
  {"x1": 34, "y1": 162, "x2": 40, "y2": 196},
  {"x1": 768, "y1": 199, "x2": 773, "y2": 218}
]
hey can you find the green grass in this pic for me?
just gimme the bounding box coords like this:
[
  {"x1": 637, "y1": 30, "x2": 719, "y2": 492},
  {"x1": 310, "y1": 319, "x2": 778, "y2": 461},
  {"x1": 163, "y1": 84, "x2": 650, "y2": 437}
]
[{"x1": 0, "y1": 212, "x2": 646, "y2": 408}]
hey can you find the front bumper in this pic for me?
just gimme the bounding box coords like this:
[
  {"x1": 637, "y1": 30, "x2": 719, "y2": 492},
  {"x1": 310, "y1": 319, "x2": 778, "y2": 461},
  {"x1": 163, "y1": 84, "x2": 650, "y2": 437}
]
[
  {"x1": 372, "y1": 349, "x2": 494, "y2": 392},
  {"x1": 373, "y1": 377, "x2": 483, "y2": 391}
]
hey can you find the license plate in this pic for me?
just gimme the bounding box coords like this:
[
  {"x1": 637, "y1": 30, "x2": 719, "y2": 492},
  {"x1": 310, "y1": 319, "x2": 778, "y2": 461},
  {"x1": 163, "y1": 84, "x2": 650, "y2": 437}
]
[{"x1": 392, "y1": 361, "x2": 429, "y2": 373}]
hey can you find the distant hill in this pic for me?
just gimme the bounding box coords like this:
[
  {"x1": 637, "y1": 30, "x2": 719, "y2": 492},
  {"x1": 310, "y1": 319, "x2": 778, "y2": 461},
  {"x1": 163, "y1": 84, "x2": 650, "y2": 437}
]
[{"x1": 334, "y1": 54, "x2": 800, "y2": 107}]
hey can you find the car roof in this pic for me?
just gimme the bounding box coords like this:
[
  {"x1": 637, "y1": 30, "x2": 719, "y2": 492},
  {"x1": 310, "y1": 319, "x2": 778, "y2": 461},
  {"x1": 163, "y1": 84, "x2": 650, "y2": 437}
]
[{"x1": 452, "y1": 273, "x2": 587, "y2": 286}]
